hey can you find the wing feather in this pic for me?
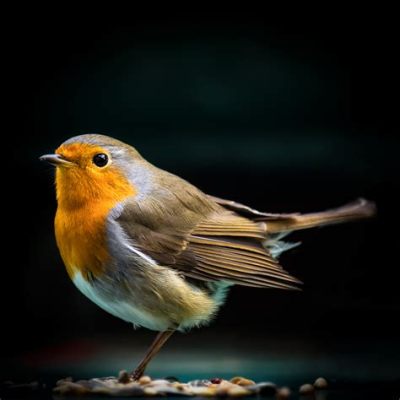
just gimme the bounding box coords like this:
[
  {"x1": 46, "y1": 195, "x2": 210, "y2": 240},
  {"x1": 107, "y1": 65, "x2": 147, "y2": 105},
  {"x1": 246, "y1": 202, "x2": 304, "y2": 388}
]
[
  {"x1": 195, "y1": 260, "x2": 298, "y2": 289},
  {"x1": 191, "y1": 247, "x2": 299, "y2": 282},
  {"x1": 116, "y1": 188, "x2": 301, "y2": 290}
]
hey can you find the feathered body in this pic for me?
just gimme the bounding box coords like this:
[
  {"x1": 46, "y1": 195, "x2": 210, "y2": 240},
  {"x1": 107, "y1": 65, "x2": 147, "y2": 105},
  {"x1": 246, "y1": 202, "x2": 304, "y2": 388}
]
[{"x1": 50, "y1": 134, "x2": 375, "y2": 333}]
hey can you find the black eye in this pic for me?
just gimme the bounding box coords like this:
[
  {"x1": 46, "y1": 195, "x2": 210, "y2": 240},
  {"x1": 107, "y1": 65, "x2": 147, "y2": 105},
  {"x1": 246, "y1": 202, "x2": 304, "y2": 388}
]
[{"x1": 92, "y1": 153, "x2": 108, "y2": 167}]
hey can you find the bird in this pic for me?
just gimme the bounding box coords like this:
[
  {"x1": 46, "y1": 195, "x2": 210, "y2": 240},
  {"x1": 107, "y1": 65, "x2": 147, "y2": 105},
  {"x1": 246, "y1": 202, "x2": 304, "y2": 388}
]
[{"x1": 40, "y1": 134, "x2": 375, "y2": 380}]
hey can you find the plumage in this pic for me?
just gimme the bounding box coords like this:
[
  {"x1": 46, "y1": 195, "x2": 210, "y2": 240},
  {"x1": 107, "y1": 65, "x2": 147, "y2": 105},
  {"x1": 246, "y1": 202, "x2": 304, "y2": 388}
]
[
  {"x1": 41, "y1": 133, "x2": 375, "y2": 379},
  {"x1": 116, "y1": 195, "x2": 300, "y2": 291}
]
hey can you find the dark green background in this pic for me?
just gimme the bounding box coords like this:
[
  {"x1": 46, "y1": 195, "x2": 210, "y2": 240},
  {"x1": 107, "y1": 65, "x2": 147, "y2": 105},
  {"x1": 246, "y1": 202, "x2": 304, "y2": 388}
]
[{"x1": 3, "y1": 12, "x2": 399, "y2": 395}]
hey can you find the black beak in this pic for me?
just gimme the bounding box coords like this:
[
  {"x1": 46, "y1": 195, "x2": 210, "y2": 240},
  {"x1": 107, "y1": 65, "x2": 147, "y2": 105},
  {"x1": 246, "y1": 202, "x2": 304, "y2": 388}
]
[{"x1": 39, "y1": 154, "x2": 72, "y2": 167}]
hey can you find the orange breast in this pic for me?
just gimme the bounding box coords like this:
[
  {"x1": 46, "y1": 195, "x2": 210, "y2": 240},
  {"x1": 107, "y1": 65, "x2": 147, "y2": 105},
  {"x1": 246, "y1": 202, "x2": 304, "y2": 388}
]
[
  {"x1": 54, "y1": 164, "x2": 136, "y2": 280},
  {"x1": 56, "y1": 204, "x2": 112, "y2": 279}
]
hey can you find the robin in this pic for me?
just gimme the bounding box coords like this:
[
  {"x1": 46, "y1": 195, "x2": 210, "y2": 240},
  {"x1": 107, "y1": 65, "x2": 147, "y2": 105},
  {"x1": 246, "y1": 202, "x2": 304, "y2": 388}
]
[{"x1": 40, "y1": 134, "x2": 375, "y2": 379}]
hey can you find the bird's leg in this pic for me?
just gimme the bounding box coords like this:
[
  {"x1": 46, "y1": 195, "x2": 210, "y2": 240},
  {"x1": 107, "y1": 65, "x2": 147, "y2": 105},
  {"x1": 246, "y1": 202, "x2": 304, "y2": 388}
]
[{"x1": 131, "y1": 330, "x2": 175, "y2": 380}]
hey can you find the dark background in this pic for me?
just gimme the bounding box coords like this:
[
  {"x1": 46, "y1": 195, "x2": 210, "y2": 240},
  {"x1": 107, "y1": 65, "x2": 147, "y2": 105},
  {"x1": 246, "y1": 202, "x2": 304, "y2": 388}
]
[{"x1": 3, "y1": 10, "x2": 400, "y2": 391}]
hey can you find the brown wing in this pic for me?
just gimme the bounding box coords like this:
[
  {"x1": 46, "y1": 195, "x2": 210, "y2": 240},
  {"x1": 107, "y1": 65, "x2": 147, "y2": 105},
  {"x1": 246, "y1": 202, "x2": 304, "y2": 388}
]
[
  {"x1": 116, "y1": 191, "x2": 300, "y2": 290},
  {"x1": 185, "y1": 212, "x2": 300, "y2": 289}
]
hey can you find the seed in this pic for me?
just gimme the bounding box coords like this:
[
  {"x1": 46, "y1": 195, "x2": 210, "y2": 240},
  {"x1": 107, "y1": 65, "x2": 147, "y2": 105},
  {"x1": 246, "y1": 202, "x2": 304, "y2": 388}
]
[
  {"x1": 299, "y1": 383, "x2": 314, "y2": 395},
  {"x1": 138, "y1": 375, "x2": 152, "y2": 385},
  {"x1": 255, "y1": 382, "x2": 277, "y2": 395},
  {"x1": 314, "y1": 377, "x2": 328, "y2": 389},
  {"x1": 230, "y1": 376, "x2": 256, "y2": 386},
  {"x1": 277, "y1": 386, "x2": 291, "y2": 399},
  {"x1": 117, "y1": 370, "x2": 130, "y2": 384}
]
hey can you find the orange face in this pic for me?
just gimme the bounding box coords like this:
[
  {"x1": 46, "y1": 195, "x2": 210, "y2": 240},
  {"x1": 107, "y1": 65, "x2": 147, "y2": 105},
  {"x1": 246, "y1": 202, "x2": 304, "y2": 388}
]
[
  {"x1": 54, "y1": 142, "x2": 136, "y2": 279},
  {"x1": 56, "y1": 142, "x2": 110, "y2": 168},
  {"x1": 55, "y1": 143, "x2": 136, "y2": 209}
]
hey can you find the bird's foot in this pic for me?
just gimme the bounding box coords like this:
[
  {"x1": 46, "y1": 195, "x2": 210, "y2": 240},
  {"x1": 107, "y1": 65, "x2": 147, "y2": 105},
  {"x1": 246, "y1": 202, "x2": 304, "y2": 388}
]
[{"x1": 130, "y1": 367, "x2": 145, "y2": 382}]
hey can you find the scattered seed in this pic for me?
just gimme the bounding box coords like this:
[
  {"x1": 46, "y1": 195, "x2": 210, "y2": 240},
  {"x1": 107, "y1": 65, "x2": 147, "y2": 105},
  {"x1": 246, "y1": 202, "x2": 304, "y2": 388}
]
[
  {"x1": 299, "y1": 383, "x2": 315, "y2": 395},
  {"x1": 117, "y1": 370, "x2": 130, "y2": 384},
  {"x1": 277, "y1": 386, "x2": 291, "y2": 399},
  {"x1": 314, "y1": 377, "x2": 328, "y2": 389},
  {"x1": 138, "y1": 375, "x2": 152, "y2": 385},
  {"x1": 52, "y1": 375, "x2": 328, "y2": 397},
  {"x1": 253, "y1": 382, "x2": 277, "y2": 396},
  {"x1": 230, "y1": 376, "x2": 256, "y2": 386}
]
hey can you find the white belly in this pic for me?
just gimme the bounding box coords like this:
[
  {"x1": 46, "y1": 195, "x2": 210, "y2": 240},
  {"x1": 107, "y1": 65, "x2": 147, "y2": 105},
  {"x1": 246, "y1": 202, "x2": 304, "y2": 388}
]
[{"x1": 72, "y1": 271, "x2": 170, "y2": 331}]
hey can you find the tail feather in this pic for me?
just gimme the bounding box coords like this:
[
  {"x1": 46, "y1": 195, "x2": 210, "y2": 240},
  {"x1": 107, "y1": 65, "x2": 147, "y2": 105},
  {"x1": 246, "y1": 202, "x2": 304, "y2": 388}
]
[
  {"x1": 262, "y1": 198, "x2": 376, "y2": 234},
  {"x1": 209, "y1": 194, "x2": 375, "y2": 260}
]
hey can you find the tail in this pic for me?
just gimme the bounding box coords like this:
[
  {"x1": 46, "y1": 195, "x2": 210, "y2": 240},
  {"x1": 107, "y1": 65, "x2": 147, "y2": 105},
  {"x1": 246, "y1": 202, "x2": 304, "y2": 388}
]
[
  {"x1": 208, "y1": 194, "x2": 376, "y2": 259},
  {"x1": 263, "y1": 198, "x2": 376, "y2": 234}
]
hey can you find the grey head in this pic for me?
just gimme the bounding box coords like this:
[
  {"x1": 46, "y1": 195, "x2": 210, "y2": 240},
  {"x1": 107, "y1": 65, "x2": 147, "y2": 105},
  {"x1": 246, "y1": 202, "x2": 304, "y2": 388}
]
[
  {"x1": 39, "y1": 133, "x2": 156, "y2": 201},
  {"x1": 61, "y1": 133, "x2": 144, "y2": 162}
]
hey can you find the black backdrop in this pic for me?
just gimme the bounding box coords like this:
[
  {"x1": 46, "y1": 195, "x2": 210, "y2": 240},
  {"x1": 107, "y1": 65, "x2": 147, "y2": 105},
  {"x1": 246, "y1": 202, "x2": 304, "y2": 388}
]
[{"x1": 4, "y1": 11, "x2": 399, "y2": 382}]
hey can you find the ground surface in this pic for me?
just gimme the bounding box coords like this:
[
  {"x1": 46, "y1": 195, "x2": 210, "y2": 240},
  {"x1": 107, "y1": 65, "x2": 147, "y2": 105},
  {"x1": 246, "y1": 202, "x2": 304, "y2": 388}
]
[{"x1": 2, "y1": 331, "x2": 399, "y2": 399}]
